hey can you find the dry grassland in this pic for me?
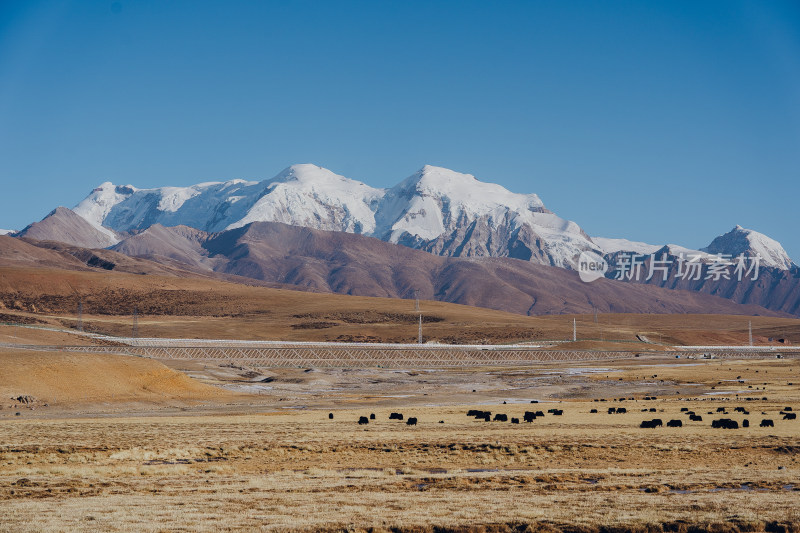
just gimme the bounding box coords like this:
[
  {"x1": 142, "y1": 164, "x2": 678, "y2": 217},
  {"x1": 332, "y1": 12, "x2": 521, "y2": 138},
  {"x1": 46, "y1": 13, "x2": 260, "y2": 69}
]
[{"x1": 1, "y1": 351, "x2": 799, "y2": 532}]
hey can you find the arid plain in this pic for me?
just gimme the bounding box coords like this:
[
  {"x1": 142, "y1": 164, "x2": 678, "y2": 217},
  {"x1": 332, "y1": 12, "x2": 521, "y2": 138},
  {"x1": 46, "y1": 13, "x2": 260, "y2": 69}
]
[{"x1": 1, "y1": 270, "x2": 800, "y2": 532}]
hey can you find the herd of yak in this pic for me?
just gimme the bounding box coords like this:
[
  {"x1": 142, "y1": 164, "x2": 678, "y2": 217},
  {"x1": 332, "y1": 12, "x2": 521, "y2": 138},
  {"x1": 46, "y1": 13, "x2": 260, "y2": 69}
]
[
  {"x1": 639, "y1": 405, "x2": 795, "y2": 429},
  {"x1": 335, "y1": 403, "x2": 796, "y2": 429}
]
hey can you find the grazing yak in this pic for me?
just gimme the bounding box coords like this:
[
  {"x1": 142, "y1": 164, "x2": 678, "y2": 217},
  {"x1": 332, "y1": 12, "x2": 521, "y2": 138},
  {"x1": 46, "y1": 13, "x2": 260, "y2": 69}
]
[
  {"x1": 389, "y1": 412, "x2": 404, "y2": 420},
  {"x1": 590, "y1": 409, "x2": 598, "y2": 414},
  {"x1": 468, "y1": 410, "x2": 492, "y2": 421},
  {"x1": 406, "y1": 417, "x2": 417, "y2": 426},
  {"x1": 328, "y1": 413, "x2": 334, "y2": 419},
  {"x1": 689, "y1": 414, "x2": 703, "y2": 422},
  {"x1": 369, "y1": 413, "x2": 376, "y2": 420},
  {"x1": 494, "y1": 414, "x2": 508, "y2": 422},
  {"x1": 511, "y1": 418, "x2": 520, "y2": 424},
  {"x1": 524, "y1": 412, "x2": 537, "y2": 422},
  {"x1": 666, "y1": 419, "x2": 683, "y2": 427},
  {"x1": 783, "y1": 412, "x2": 797, "y2": 420},
  {"x1": 358, "y1": 416, "x2": 369, "y2": 425},
  {"x1": 640, "y1": 419, "x2": 663, "y2": 428},
  {"x1": 760, "y1": 419, "x2": 775, "y2": 427},
  {"x1": 711, "y1": 418, "x2": 739, "y2": 429}
]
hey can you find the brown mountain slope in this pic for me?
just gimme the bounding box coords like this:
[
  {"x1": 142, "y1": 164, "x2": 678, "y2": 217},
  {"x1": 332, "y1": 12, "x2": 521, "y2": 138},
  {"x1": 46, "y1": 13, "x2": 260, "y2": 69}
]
[
  {"x1": 16, "y1": 207, "x2": 120, "y2": 248},
  {"x1": 109, "y1": 222, "x2": 785, "y2": 317},
  {"x1": 606, "y1": 249, "x2": 800, "y2": 316},
  {"x1": 110, "y1": 224, "x2": 218, "y2": 271},
  {"x1": 0, "y1": 235, "x2": 303, "y2": 295},
  {"x1": 0, "y1": 235, "x2": 80, "y2": 268}
]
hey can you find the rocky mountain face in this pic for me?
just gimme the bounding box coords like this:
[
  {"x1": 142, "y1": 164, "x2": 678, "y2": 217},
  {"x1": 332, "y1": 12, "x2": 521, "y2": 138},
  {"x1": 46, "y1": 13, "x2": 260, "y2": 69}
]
[{"x1": 703, "y1": 225, "x2": 794, "y2": 270}]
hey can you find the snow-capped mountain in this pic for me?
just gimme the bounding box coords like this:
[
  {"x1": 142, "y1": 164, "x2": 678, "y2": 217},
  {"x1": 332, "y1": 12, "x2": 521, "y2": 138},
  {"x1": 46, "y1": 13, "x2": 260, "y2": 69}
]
[
  {"x1": 227, "y1": 165, "x2": 383, "y2": 234},
  {"x1": 51, "y1": 163, "x2": 795, "y2": 272},
  {"x1": 73, "y1": 165, "x2": 383, "y2": 239},
  {"x1": 0, "y1": 229, "x2": 14, "y2": 236},
  {"x1": 702, "y1": 225, "x2": 794, "y2": 270},
  {"x1": 70, "y1": 164, "x2": 599, "y2": 268},
  {"x1": 595, "y1": 226, "x2": 794, "y2": 270},
  {"x1": 374, "y1": 166, "x2": 597, "y2": 267}
]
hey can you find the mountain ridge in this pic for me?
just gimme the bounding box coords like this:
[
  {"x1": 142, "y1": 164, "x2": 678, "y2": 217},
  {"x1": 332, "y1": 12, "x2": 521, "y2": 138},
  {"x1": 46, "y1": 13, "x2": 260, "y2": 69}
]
[
  {"x1": 69, "y1": 164, "x2": 601, "y2": 269},
  {"x1": 64, "y1": 164, "x2": 793, "y2": 272}
]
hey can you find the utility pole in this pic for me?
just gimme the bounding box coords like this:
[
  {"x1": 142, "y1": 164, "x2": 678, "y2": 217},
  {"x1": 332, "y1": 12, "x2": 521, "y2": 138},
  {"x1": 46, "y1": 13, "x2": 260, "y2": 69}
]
[
  {"x1": 748, "y1": 320, "x2": 753, "y2": 347},
  {"x1": 133, "y1": 307, "x2": 138, "y2": 339},
  {"x1": 77, "y1": 299, "x2": 83, "y2": 332},
  {"x1": 415, "y1": 289, "x2": 422, "y2": 344},
  {"x1": 573, "y1": 318, "x2": 577, "y2": 342}
]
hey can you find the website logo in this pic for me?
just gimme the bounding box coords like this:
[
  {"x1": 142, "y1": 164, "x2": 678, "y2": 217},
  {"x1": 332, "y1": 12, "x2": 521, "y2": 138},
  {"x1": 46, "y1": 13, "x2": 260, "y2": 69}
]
[{"x1": 578, "y1": 251, "x2": 608, "y2": 283}]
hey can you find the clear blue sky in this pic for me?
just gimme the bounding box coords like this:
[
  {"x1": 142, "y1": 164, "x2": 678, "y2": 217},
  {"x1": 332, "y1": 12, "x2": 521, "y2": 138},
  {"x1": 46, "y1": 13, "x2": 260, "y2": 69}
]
[{"x1": 1, "y1": 1, "x2": 799, "y2": 258}]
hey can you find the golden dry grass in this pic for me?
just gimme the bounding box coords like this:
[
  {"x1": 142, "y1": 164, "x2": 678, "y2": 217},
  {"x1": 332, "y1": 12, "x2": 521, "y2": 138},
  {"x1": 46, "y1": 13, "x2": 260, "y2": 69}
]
[
  {"x1": 1, "y1": 351, "x2": 799, "y2": 532},
  {"x1": 0, "y1": 348, "x2": 236, "y2": 408}
]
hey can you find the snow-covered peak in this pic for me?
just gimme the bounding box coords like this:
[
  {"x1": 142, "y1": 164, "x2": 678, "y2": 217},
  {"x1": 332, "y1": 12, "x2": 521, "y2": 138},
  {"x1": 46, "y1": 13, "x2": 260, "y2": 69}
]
[
  {"x1": 0, "y1": 229, "x2": 14, "y2": 235},
  {"x1": 592, "y1": 237, "x2": 661, "y2": 256},
  {"x1": 226, "y1": 164, "x2": 383, "y2": 233},
  {"x1": 395, "y1": 165, "x2": 545, "y2": 212},
  {"x1": 375, "y1": 165, "x2": 595, "y2": 267},
  {"x1": 377, "y1": 165, "x2": 551, "y2": 241},
  {"x1": 594, "y1": 229, "x2": 795, "y2": 270},
  {"x1": 703, "y1": 226, "x2": 794, "y2": 270},
  {"x1": 72, "y1": 181, "x2": 134, "y2": 244},
  {"x1": 262, "y1": 164, "x2": 383, "y2": 199}
]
